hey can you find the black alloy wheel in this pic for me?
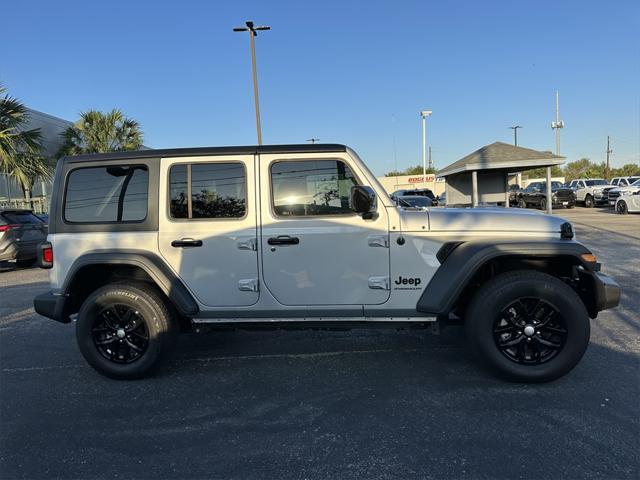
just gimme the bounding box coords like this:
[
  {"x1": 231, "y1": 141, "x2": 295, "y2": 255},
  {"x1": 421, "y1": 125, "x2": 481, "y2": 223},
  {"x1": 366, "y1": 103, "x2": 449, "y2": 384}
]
[
  {"x1": 616, "y1": 201, "x2": 628, "y2": 215},
  {"x1": 92, "y1": 304, "x2": 149, "y2": 364},
  {"x1": 493, "y1": 297, "x2": 567, "y2": 365}
]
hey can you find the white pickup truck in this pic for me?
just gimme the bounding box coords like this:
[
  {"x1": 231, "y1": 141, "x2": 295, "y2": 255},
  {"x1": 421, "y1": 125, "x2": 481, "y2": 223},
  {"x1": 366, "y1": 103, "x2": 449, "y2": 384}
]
[{"x1": 568, "y1": 178, "x2": 611, "y2": 207}]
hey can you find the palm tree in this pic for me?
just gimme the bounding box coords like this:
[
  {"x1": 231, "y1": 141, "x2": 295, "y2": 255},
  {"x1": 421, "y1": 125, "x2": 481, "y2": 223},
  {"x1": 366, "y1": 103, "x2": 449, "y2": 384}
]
[
  {"x1": 0, "y1": 83, "x2": 49, "y2": 204},
  {"x1": 58, "y1": 109, "x2": 143, "y2": 156}
]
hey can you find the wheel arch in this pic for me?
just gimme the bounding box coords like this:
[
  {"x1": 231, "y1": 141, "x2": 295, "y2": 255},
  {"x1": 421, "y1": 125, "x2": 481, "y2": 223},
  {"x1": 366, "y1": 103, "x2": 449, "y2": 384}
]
[
  {"x1": 417, "y1": 240, "x2": 600, "y2": 319},
  {"x1": 60, "y1": 250, "x2": 199, "y2": 321}
]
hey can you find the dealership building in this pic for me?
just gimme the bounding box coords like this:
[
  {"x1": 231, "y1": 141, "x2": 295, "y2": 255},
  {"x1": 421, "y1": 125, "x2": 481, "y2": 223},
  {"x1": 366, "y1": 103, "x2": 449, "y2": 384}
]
[{"x1": 0, "y1": 109, "x2": 72, "y2": 211}]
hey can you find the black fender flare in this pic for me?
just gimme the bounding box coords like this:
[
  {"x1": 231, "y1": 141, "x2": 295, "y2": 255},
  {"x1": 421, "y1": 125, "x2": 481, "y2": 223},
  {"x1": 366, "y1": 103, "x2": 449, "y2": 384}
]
[
  {"x1": 416, "y1": 240, "x2": 595, "y2": 315},
  {"x1": 62, "y1": 250, "x2": 199, "y2": 317}
]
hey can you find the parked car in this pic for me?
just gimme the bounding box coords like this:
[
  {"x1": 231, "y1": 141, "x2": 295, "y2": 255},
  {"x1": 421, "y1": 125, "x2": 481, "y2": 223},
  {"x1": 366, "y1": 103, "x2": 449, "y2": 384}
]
[
  {"x1": 615, "y1": 190, "x2": 640, "y2": 214},
  {"x1": 396, "y1": 195, "x2": 433, "y2": 209},
  {"x1": 34, "y1": 144, "x2": 620, "y2": 382},
  {"x1": 508, "y1": 184, "x2": 522, "y2": 206},
  {"x1": 608, "y1": 178, "x2": 640, "y2": 207},
  {"x1": 568, "y1": 179, "x2": 610, "y2": 207},
  {"x1": 609, "y1": 179, "x2": 640, "y2": 214},
  {"x1": 517, "y1": 181, "x2": 576, "y2": 210},
  {"x1": 0, "y1": 209, "x2": 48, "y2": 266},
  {"x1": 391, "y1": 188, "x2": 439, "y2": 206}
]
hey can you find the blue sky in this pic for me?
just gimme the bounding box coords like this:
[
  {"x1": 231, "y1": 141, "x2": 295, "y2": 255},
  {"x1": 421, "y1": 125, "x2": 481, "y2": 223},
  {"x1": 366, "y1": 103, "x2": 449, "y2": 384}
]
[{"x1": 3, "y1": 0, "x2": 639, "y2": 175}]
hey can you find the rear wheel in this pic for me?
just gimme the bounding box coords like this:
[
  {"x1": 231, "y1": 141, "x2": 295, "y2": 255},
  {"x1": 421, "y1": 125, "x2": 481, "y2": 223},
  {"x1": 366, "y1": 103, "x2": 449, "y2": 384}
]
[
  {"x1": 584, "y1": 194, "x2": 594, "y2": 208},
  {"x1": 616, "y1": 200, "x2": 628, "y2": 215},
  {"x1": 465, "y1": 270, "x2": 590, "y2": 382},
  {"x1": 76, "y1": 283, "x2": 178, "y2": 379}
]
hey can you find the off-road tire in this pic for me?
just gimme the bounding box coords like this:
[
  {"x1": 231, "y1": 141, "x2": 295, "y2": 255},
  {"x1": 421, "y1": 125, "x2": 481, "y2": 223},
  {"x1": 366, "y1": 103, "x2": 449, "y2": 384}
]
[
  {"x1": 465, "y1": 270, "x2": 590, "y2": 383},
  {"x1": 584, "y1": 194, "x2": 594, "y2": 208},
  {"x1": 539, "y1": 198, "x2": 547, "y2": 210},
  {"x1": 616, "y1": 200, "x2": 628, "y2": 215},
  {"x1": 76, "y1": 283, "x2": 178, "y2": 379}
]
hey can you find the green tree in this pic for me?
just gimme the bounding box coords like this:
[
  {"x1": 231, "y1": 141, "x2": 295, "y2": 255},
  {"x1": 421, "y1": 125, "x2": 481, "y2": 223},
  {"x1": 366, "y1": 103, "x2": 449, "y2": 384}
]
[
  {"x1": 522, "y1": 165, "x2": 563, "y2": 179},
  {"x1": 385, "y1": 165, "x2": 436, "y2": 177},
  {"x1": 611, "y1": 163, "x2": 640, "y2": 177},
  {"x1": 562, "y1": 158, "x2": 593, "y2": 182},
  {"x1": 58, "y1": 109, "x2": 143, "y2": 156},
  {"x1": 0, "y1": 83, "x2": 51, "y2": 203}
]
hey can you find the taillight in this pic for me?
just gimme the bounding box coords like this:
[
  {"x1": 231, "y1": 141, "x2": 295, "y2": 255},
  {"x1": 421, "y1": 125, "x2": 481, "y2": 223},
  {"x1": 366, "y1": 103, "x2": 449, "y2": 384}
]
[
  {"x1": 38, "y1": 242, "x2": 54, "y2": 269},
  {"x1": 0, "y1": 224, "x2": 17, "y2": 232}
]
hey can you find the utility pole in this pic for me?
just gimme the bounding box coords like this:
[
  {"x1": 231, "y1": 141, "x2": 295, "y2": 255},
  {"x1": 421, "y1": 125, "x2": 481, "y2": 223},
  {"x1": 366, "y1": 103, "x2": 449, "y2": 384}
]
[
  {"x1": 606, "y1": 136, "x2": 612, "y2": 179},
  {"x1": 509, "y1": 125, "x2": 522, "y2": 146},
  {"x1": 233, "y1": 21, "x2": 271, "y2": 145},
  {"x1": 549, "y1": 91, "x2": 565, "y2": 215},
  {"x1": 420, "y1": 110, "x2": 432, "y2": 186},
  {"x1": 306, "y1": 138, "x2": 320, "y2": 144},
  {"x1": 551, "y1": 91, "x2": 564, "y2": 156}
]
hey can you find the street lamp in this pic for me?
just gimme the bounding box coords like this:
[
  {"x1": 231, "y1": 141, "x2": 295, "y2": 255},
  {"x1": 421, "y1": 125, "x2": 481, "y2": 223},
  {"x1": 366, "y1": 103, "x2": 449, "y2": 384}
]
[
  {"x1": 509, "y1": 125, "x2": 522, "y2": 146},
  {"x1": 420, "y1": 110, "x2": 432, "y2": 184},
  {"x1": 233, "y1": 21, "x2": 271, "y2": 145}
]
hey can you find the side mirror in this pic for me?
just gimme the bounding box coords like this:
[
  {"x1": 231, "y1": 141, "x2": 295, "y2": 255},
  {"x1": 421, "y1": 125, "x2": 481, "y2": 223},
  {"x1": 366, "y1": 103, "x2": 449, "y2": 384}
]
[{"x1": 350, "y1": 185, "x2": 377, "y2": 218}]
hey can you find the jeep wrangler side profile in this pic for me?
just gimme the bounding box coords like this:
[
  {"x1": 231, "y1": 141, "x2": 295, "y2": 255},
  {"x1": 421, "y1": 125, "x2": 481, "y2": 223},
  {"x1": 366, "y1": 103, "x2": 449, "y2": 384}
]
[{"x1": 34, "y1": 144, "x2": 621, "y2": 382}]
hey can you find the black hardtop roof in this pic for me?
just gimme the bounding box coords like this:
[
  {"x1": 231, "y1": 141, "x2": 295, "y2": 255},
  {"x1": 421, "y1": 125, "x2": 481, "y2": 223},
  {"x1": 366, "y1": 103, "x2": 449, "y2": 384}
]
[{"x1": 61, "y1": 143, "x2": 348, "y2": 163}]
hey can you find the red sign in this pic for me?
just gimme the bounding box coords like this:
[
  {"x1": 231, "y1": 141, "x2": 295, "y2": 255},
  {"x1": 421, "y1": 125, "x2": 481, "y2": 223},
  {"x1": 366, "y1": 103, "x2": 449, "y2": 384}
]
[{"x1": 408, "y1": 175, "x2": 436, "y2": 183}]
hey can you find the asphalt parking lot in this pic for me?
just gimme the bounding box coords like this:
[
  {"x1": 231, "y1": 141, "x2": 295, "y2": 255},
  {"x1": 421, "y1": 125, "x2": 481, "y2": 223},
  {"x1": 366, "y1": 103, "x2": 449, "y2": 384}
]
[{"x1": 1, "y1": 209, "x2": 638, "y2": 480}]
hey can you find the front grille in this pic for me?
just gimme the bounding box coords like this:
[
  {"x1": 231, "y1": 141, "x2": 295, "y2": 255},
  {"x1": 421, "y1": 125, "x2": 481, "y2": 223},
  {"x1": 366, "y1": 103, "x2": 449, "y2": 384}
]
[{"x1": 608, "y1": 191, "x2": 621, "y2": 200}]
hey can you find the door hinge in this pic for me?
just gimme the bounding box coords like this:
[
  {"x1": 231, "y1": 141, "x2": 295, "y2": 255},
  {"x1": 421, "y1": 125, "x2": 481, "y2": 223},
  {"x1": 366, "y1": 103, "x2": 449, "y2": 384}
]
[
  {"x1": 238, "y1": 278, "x2": 259, "y2": 292},
  {"x1": 368, "y1": 276, "x2": 390, "y2": 290},
  {"x1": 367, "y1": 235, "x2": 389, "y2": 248},
  {"x1": 237, "y1": 237, "x2": 257, "y2": 251}
]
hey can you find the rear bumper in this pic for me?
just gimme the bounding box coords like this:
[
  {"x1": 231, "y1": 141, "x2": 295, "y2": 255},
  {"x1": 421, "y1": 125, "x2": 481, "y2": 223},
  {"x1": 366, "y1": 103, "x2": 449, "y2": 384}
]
[
  {"x1": 0, "y1": 241, "x2": 38, "y2": 262},
  {"x1": 33, "y1": 291, "x2": 71, "y2": 324}
]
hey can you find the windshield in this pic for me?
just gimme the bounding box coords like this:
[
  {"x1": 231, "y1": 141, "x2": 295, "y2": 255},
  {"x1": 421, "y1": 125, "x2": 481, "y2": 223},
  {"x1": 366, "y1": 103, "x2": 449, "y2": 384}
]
[
  {"x1": 399, "y1": 196, "x2": 432, "y2": 208},
  {"x1": 585, "y1": 179, "x2": 608, "y2": 186},
  {"x1": 632, "y1": 179, "x2": 640, "y2": 186},
  {"x1": 628, "y1": 177, "x2": 640, "y2": 185}
]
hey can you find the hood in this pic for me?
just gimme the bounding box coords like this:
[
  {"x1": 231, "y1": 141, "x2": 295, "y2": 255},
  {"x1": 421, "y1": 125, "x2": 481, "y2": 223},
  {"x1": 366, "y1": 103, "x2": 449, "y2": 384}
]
[{"x1": 399, "y1": 207, "x2": 569, "y2": 234}]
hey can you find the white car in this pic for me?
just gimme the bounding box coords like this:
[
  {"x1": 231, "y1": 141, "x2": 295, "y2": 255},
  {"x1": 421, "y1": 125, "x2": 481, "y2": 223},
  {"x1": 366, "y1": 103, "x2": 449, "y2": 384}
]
[
  {"x1": 608, "y1": 178, "x2": 640, "y2": 207},
  {"x1": 614, "y1": 184, "x2": 640, "y2": 214}
]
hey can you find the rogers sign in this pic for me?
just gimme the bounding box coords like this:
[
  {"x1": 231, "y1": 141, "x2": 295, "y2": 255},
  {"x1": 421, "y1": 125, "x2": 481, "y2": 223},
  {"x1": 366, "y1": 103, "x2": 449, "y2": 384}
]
[{"x1": 408, "y1": 175, "x2": 436, "y2": 183}]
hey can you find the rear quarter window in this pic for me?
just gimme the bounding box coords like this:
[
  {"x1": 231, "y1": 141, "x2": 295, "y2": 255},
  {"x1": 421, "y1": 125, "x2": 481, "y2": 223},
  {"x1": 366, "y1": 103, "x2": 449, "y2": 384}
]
[{"x1": 64, "y1": 165, "x2": 149, "y2": 223}]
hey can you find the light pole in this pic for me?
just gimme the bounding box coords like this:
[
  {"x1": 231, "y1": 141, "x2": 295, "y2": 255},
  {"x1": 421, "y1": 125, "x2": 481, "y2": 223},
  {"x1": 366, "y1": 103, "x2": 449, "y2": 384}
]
[
  {"x1": 509, "y1": 125, "x2": 522, "y2": 146},
  {"x1": 233, "y1": 21, "x2": 271, "y2": 145},
  {"x1": 420, "y1": 110, "x2": 432, "y2": 186}
]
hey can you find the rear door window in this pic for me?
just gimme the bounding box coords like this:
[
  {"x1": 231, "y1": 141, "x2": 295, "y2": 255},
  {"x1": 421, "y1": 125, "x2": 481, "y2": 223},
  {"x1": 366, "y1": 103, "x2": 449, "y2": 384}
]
[
  {"x1": 169, "y1": 163, "x2": 247, "y2": 219},
  {"x1": 64, "y1": 165, "x2": 148, "y2": 223}
]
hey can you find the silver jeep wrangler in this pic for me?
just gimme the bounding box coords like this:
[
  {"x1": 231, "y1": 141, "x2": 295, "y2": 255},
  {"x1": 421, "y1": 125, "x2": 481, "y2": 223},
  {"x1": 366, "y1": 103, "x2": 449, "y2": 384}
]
[{"x1": 34, "y1": 144, "x2": 621, "y2": 381}]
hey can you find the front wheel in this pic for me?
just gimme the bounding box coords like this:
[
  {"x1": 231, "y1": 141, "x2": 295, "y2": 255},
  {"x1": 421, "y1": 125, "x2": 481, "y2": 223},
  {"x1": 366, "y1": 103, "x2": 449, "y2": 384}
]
[
  {"x1": 76, "y1": 283, "x2": 178, "y2": 379},
  {"x1": 517, "y1": 198, "x2": 527, "y2": 208},
  {"x1": 584, "y1": 195, "x2": 594, "y2": 208},
  {"x1": 616, "y1": 201, "x2": 628, "y2": 215},
  {"x1": 539, "y1": 198, "x2": 547, "y2": 210},
  {"x1": 465, "y1": 270, "x2": 590, "y2": 382}
]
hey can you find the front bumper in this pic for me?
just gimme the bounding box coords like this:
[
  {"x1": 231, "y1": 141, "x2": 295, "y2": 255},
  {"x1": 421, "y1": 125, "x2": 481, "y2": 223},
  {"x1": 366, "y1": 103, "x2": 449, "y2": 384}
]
[
  {"x1": 33, "y1": 291, "x2": 71, "y2": 324},
  {"x1": 580, "y1": 271, "x2": 621, "y2": 315}
]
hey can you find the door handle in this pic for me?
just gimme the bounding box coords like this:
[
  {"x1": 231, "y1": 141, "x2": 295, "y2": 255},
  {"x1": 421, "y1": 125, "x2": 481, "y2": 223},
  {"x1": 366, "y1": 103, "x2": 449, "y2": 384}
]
[
  {"x1": 267, "y1": 235, "x2": 300, "y2": 246},
  {"x1": 171, "y1": 238, "x2": 203, "y2": 248}
]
